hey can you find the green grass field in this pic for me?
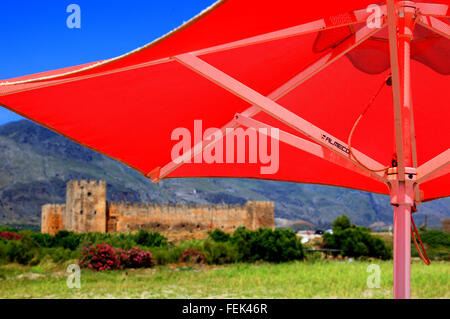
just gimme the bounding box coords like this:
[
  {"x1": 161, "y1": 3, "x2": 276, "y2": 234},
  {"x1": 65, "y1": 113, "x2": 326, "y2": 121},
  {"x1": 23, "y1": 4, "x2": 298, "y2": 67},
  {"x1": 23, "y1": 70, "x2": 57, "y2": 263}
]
[{"x1": 0, "y1": 259, "x2": 448, "y2": 299}]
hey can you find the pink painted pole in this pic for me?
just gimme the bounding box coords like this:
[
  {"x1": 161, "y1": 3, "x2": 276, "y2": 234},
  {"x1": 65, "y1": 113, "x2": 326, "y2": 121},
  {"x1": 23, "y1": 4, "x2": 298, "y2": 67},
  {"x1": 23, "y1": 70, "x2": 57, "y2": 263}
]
[
  {"x1": 391, "y1": 180, "x2": 414, "y2": 299},
  {"x1": 393, "y1": 203, "x2": 411, "y2": 299},
  {"x1": 387, "y1": 0, "x2": 417, "y2": 299}
]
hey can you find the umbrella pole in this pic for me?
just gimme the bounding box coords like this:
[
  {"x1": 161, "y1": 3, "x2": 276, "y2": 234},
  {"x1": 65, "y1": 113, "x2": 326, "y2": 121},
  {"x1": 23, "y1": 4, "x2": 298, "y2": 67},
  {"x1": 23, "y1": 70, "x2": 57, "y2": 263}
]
[
  {"x1": 393, "y1": 202, "x2": 411, "y2": 299},
  {"x1": 390, "y1": 178, "x2": 415, "y2": 299},
  {"x1": 387, "y1": 0, "x2": 416, "y2": 299}
]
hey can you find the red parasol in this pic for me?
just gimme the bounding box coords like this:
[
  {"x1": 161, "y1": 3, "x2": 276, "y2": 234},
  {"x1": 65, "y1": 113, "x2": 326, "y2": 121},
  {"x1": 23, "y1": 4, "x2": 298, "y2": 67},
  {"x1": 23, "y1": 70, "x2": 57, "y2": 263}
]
[{"x1": 0, "y1": 0, "x2": 449, "y2": 298}]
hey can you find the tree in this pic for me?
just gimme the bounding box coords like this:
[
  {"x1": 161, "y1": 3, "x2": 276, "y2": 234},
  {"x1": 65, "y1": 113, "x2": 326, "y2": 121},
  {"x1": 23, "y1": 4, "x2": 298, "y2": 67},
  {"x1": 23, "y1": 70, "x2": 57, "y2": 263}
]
[
  {"x1": 207, "y1": 228, "x2": 231, "y2": 242},
  {"x1": 332, "y1": 215, "x2": 351, "y2": 231},
  {"x1": 324, "y1": 215, "x2": 392, "y2": 260}
]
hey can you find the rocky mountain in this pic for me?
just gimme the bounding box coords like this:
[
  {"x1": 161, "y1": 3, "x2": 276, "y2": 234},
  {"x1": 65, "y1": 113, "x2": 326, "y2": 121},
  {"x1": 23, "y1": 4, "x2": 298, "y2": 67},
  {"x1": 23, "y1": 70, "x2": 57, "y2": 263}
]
[{"x1": 0, "y1": 120, "x2": 448, "y2": 229}]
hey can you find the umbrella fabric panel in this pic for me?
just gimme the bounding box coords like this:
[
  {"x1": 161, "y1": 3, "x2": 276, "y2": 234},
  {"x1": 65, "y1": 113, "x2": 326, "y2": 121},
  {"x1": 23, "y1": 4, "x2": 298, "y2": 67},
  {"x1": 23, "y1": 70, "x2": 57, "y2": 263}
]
[
  {"x1": 267, "y1": 56, "x2": 396, "y2": 167},
  {"x1": 0, "y1": 27, "x2": 394, "y2": 195},
  {"x1": 421, "y1": 173, "x2": 450, "y2": 202},
  {"x1": 0, "y1": 0, "x2": 448, "y2": 202},
  {"x1": 0, "y1": 60, "x2": 251, "y2": 174},
  {"x1": 167, "y1": 134, "x2": 390, "y2": 195},
  {"x1": 410, "y1": 61, "x2": 450, "y2": 166},
  {"x1": 199, "y1": 31, "x2": 326, "y2": 97},
  {"x1": 0, "y1": 0, "x2": 378, "y2": 85}
]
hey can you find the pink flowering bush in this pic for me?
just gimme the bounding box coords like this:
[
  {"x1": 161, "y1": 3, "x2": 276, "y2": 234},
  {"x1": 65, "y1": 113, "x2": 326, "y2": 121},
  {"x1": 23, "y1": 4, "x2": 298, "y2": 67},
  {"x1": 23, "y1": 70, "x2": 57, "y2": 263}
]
[
  {"x1": 79, "y1": 243, "x2": 121, "y2": 271},
  {"x1": 179, "y1": 248, "x2": 205, "y2": 265},
  {"x1": 79, "y1": 244, "x2": 153, "y2": 271},
  {"x1": 121, "y1": 247, "x2": 153, "y2": 268},
  {"x1": 0, "y1": 231, "x2": 22, "y2": 241}
]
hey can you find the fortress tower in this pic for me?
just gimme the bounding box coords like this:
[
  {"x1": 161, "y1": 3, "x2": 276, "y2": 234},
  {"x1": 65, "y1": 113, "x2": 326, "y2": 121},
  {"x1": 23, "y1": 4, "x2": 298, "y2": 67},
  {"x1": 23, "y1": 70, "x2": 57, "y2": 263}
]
[
  {"x1": 63, "y1": 180, "x2": 107, "y2": 233},
  {"x1": 41, "y1": 204, "x2": 64, "y2": 235}
]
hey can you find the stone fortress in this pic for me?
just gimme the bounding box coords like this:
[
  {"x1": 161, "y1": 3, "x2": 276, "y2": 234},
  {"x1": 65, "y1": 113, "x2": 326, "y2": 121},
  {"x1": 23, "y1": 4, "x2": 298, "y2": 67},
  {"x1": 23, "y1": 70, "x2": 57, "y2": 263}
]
[{"x1": 41, "y1": 180, "x2": 274, "y2": 235}]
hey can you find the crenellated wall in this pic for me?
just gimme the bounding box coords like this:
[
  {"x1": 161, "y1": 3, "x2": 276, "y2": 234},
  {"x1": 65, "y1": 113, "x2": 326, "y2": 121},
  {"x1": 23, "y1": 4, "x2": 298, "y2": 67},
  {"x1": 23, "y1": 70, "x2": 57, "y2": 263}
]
[
  {"x1": 42, "y1": 180, "x2": 274, "y2": 234},
  {"x1": 106, "y1": 201, "x2": 273, "y2": 232}
]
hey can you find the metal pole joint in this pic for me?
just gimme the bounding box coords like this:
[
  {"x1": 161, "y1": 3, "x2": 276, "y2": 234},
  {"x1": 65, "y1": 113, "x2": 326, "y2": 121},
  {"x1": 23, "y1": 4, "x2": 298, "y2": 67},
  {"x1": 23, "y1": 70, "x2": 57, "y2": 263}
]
[{"x1": 388, "y1": 167, "x2": 417, "y2": 207}]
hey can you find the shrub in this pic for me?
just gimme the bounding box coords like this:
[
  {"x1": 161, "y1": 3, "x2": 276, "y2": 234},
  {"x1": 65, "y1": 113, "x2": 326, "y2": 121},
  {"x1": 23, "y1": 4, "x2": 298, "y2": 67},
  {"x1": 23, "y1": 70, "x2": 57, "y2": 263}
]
[
  {"x1": 179, "y1": 248, "x2": 206, "y2": 265},
  {"x1": 151, "y1": 247, "x2": 183, "y2": 265},
  {"x1": 30, "y1": 233, "x2": 55, "y2": 247},
  {"x1": 103, "y1": 237, "x2": 136, "y2": 250},
  {"x1": 79, "y1": 232, "x2": 138, "y2": 250},
  {"x1": 79, "y1": 244, "x2": 154, "y2": 271},
  {"x1": 231, "y1": 227, "x2": 304, "y2": 263},
  {"x1": 178, "y1": 239, "x2": 204, "y2": 252},
  {"x1": 79, "y1": 232, "x2": 111, "y2": 245},
  {"x1": 202, "y1": 239, "x2": 238, "y2": 265},
  {"x1": 54, "y1": 231, "x2": 81, "y2": 250},
  {"x1": 306, "y1": 251, "x2": 323, "y2": 263},
  {"x1": 46, "y1": 247, "x2": 80, "y2": 263},
  {"x1": 0, "y1": 231, "x2": 22, "y2": 241},
  {"x1": 410, "y1": 230, "x2": 450, "y2": 261},
  {"x1": 207, "y1": 229, "x2": 231, "y2": 242},
  {"x1": 323, "y1": 215, "x2": 392, "y2": 260},
  {"x1": 417, "y1": 230, "x2": 450, "y2": 248},
  {"x1": 0, "y1": 226, "x2": 18, "y2": 233},
  {"x1": 0, "y1": 241, "x2": 6, "y2": 262},
  {"x1": 5, "y1": 240, "x2": 39, "y2": 265},
  {"x1": 134, "y1": 230, "x2": 168, "y2": 248},
  {"x1": 79, "y1": 243, "x2": 122, "y2": 271},
  {"x1": 120, "y1": 247, "x2": 153, "y2": 268},
  {"x1": 7, "y1": 231, "x2": 41, "y2": 265}
]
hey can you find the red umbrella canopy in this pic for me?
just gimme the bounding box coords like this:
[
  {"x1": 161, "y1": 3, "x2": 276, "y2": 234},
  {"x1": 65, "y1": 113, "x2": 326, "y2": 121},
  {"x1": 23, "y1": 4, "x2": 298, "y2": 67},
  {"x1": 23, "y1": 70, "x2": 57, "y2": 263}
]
[{"x1": 0, "y1": 0, "x2": 449, "y2": 201}]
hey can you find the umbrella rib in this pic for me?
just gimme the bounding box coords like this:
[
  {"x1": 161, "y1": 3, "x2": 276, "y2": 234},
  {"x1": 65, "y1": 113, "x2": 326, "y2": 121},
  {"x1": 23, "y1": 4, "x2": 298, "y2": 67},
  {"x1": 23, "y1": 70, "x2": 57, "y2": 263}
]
[
  {"x1": 172, "y1": 53, "x2": 387, "y2": 183},
  {"x1": 416, "y1": 149, "x2": 450, "y2": 184},
  {"x1": 152, "y1": 23, "x2": 387, "y2": 181},
  {"x1": 234, "y1": 114, "x2": 386, "y2": 183},
  {"x1": 190, "y1": 6, "x2": 384, "y2": 56},
  {"x1": 415, "y1": 2, "x2": 449, "y2": 18},
  {"x1": 387, "y1": 0, "x2": 407, "y2": 180},
  {"x1": 409, "y1": 90, "x2": 421, "y2": 204},
  {"x1": 416, "y1": 15, "x2": 450, "y2": 40}
]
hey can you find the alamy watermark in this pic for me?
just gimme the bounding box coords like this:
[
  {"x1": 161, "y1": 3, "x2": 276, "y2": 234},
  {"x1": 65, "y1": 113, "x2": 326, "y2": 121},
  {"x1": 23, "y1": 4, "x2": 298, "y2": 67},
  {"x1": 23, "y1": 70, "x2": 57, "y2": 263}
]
[
  {"x1": 171, "y1": 120, "x2": 280, "y2": 175},
  {"x1": 366, "y1": 4, "x2": 383, "y2": 29},
  {"x1": 66, "y1": 264, "x2": 81, "y2": 289},
  {"x1": 66, "y1": 4, "x2": 81, "y2": 29},
  {"x1": 366, "y1": 264, "x2": 381, "y2": 289}
]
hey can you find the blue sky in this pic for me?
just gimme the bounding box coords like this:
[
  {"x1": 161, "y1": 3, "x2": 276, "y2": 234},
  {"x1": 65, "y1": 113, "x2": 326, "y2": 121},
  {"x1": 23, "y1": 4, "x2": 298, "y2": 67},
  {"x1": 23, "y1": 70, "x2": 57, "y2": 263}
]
[{"x1": 0, "y1": 0, "x2": 216, "y2": 125}]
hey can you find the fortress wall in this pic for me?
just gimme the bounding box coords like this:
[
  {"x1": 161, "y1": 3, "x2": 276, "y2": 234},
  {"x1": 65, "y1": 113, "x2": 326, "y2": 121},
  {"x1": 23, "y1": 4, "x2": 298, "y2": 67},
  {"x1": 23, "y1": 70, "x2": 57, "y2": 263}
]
[
  {"x1": 108, "y1": 202, "x2": 212, "y2": 232},
  {"x1": 42, "y1": 180, "x2": 275, "y2": 234},
  {"x1": 246, "y1": 201, "x2": 275, "y2": 229},
  {"x1": 41, "y1": 204, "x2": 65, "y2": 235},
  {"x1": 107, "y1": 201, "x2": 273, "y2": 233},
  {"x1": 210, "y1": 204, "x2": 250, "y2": 231},
  {"x1": 443, "y1": 219, "x2": 450, "y2": 234}
]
